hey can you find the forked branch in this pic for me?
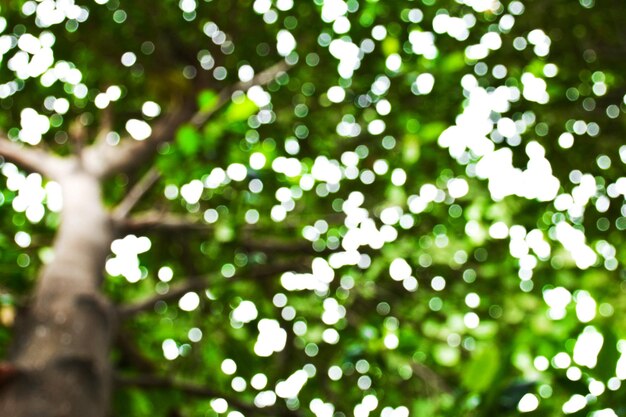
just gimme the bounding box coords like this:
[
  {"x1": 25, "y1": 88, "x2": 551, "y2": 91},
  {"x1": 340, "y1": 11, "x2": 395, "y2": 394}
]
[
  {"x1": 82, "y1": 101, "x2": 196, "y2": 178},
  {"x1": 83, "y1": 60, "x2": 290, "y2": 179},
  {"x1": 112, "y1": 168, "x2": 162, "y2": 221}
]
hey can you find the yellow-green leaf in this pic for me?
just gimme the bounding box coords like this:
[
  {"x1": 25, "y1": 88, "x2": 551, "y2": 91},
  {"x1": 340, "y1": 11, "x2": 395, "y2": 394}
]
[
  {"x1": 403, "y1": 134, "x2": 421, "y2": 163},
  {"x1": 197, "y1": 89, "x2": 219, "y2": 111},
  {"x1": 462, "y1": 345, "x2": 500, "y2": 393},
  {"x1": 176, "y1": 124, "x2": 201, "y2": 156},
  {"x1": 224, "y1": 97, "x2": 258, "y2": 122},
  {"x1": 382, "y1": 37, "x2": 400, "y2": 56}
]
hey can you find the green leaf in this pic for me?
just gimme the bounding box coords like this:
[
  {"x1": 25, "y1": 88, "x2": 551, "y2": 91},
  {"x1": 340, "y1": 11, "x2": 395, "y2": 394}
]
[
  {"x1": 386, "y1": 187, "x2": 406, "y2": 206},
  {"x1": 198, "y1": 89, "x2": 219, "y2": 111},
  {"x1": 525, "y1": 59, "x2": 546, "y2": 77},
  {"x1": 441, "y1": 51, "x2": 466, "y2": 73},
  {"x1": 412, "y1": 399, "x2": 437, "y2": 416},
  {"x1": 420, "y1": 122, "x2": 446, "y2": 142},
  {"x1": 402, "y1": 134, "x2": 421, "y2": 163},
  {"x1": 224, "y1": 97, "x2": 258, "y2": 123},
  {"x1": 462, "y1": 345, "x2": 500, "y2": 393},
  {"x1": 215, "y1": 223, "x2": 234, "y2": 242},
  {"x1": 176, "y1": 124, "x2": 202, "y2": 156},
  {"x1": 596, "y1": 328, "x2": 620, "y2": 381},
  {"x1": 382, "y1": 37, "x2": 400, "y2": 56},
  {"x1": 128, "y1": 390, "x2": 153, "y2": 415},
  {"x1": 433, "y1": 344, "x2": 460, "y2": 367},
  {"x1": 203, "y1": 122, "x2": 224, "y2": 148}
]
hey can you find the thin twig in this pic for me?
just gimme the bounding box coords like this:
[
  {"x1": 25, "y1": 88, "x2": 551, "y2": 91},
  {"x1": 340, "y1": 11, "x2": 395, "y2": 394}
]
[
  {"x1": 240, "y1": 237, "x2": 318, "y2": 254},
  {"x1": 410, "y1": 362, "x2": 452, "y2": 395},
  {"x1": 189, "y1": 60, "x2": 290, "y2": 128},
  {"x1": 121, "y1": 211, "x2": 212, "y2": 233},
  {"x1": 112, "y1": 168, "x2": 162, "y2": 221},
  {"x1": 117, "y1": 261, "x2": 309, "y2": 318},
  {"x1": 117, "y1": 276, "x2": 210, "y2": 318},
  {"x1": 93, "y1": 105, "x2": 113, "y2": 147},
  {"x1": 121, "y1": 210, "x2": 341, "y2": 235},
  {"x1": 120, "y1": 212, "x2": 322, "y2": 256},
  {"x1": 68, "y1": 117, "x2": 88, "y2": 155}
]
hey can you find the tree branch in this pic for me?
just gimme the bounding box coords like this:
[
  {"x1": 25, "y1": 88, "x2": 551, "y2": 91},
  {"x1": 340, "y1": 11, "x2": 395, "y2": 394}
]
[
  {"x1": 0, "y1": 135, "x2": 66, "y2": 179},
  {"x1": 121, "y1": 211, "x2": 213, "y2": 234},
  {"x1": 115, "y1": 328, "x2": 158, "y2": 373},
  {"x1": 83, "y1": 60, "x2": 290, "y2": 179},
  {"x1": 121, "y1": 210, "x2": 326, "y2": 236},
  {"x1": 115, "y1": 374, "x2": 301, "y2": 417},
  {"x1": 117, "y1": 261, "x2": 309, "y2": 318},
  {"x1": 112, "y1": 168, "x2": 162, "y2": 221},
  {"x1": 120, "y1": 211, "x2": 320, "y2": 255},
  {"x1": 117, "y1": 276, "x2": 210, "y2": 318},
  {"x1": 410, "y1": 362, "x2": 452, "y2": 395},
  {"x1": 82, "y1": 100, "x2": 196, "y2": 179},
  {"x1": 240, "y1": 236, "x2": 319, "y2": 254},
  {"x1": 189, "y1": 60, "x2": 290, "y2": 128}
]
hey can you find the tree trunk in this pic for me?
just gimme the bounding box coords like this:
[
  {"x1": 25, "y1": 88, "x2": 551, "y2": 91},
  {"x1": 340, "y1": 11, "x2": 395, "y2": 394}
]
[{"x1": 0, "y1": 167, "x2": 115, "y2": 417}]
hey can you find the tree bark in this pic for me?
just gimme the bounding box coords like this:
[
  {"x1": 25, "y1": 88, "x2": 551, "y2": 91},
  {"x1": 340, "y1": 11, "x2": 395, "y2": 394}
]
[{"x1": 0, "y1": 166, "x2": 115, "y2": 417}]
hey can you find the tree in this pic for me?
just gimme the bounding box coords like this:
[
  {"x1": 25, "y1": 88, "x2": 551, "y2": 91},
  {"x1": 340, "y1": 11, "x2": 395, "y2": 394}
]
[{"x1": 0, "y1": 0, "x2": 625, "y2": 416}]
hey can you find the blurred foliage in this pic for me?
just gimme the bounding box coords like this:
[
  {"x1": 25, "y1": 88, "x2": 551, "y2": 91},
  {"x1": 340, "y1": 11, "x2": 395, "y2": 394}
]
[{"x1": 1, "y1": 0, "x2": 626, "y2": 416}]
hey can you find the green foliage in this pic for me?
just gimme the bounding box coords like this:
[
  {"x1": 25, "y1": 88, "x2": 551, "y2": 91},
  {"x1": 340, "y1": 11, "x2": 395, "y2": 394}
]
[
  {"x1": 198, "y1": 90, "x2": 219, "y2": 112},
  {"x1": 1, "y1": 0, "x2": 626, "y2": 416},
  {"x1": 224, "y1": 98, "x2": 259, "y2": 123},
  {"x1": 462, "y1": 345, "x2": 500, "y2": 394},
  {"x1": 176, "y1": 125, "x2": 202, "y2": 156}
]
